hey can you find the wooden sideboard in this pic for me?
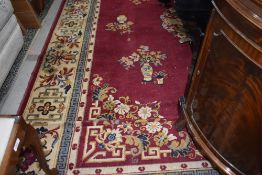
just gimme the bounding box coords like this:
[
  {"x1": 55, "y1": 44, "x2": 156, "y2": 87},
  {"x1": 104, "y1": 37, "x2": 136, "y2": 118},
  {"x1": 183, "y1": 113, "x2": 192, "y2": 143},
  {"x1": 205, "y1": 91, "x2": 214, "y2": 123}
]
[{"x1": 176, "y1": 0, "x2": 262, "y2": 174}]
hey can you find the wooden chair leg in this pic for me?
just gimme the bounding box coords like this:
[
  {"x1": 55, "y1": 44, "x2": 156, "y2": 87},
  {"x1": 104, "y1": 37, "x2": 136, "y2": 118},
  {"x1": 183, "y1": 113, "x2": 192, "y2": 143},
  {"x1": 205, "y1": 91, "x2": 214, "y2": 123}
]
[{"x1": 25, "y1": 124, "x2": 58, "y2": 175}]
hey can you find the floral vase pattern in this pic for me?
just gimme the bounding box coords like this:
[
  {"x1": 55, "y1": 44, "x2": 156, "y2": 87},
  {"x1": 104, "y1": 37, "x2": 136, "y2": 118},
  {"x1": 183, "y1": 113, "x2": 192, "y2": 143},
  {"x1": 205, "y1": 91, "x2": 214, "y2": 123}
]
[{"x1": 119, "y1": 45, "x2": 167, "y2": 84}]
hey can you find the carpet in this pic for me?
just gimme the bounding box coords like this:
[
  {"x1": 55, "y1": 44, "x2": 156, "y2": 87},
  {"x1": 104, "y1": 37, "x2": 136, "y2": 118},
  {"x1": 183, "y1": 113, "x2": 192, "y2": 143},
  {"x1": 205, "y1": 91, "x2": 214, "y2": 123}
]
[{"x1": 18, "y1": 0, "x2": 219, "y2": 174}]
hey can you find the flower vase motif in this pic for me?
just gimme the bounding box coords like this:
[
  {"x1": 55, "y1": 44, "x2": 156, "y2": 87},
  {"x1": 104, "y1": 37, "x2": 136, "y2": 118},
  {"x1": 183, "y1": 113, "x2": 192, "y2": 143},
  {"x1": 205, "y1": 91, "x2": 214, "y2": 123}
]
[
  {"x1": 119, "y1": 45, "x2": 167, "y2": 84},
  {"x1": 141, "y1": 63, "x2": 153, "y2": 82}
]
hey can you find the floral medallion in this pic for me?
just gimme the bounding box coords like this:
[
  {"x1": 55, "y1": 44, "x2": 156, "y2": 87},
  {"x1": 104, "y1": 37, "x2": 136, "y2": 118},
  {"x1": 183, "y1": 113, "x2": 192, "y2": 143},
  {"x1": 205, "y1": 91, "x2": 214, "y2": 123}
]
[
  {"x1": 160, "y1": 8, "x2": 191, "y2": 43},
  {"x1": 106, "y1": 15, "x2": 134, "y2": 35},
  {"x1": 119, "y1": 45, "x2": 167, "y2": 84}
]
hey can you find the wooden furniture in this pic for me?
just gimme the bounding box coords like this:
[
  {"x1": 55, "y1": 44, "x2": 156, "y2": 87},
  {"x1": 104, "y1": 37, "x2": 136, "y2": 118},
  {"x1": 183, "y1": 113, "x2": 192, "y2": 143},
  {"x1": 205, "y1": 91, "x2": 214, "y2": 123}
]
[
  {"x1": 11, "y1": 0, "x2": 44, "y2": 29},
  {"x1": 174, "y1": 0, "x2": 212, "y2": 32},
  {"x1": 0, "y1": 116, "x2": 57, "y2": 175},
  {"x1": 174, "y1": 0, "x2": 213, "y2": 96},
  {"x1": 31, "y1": 0, "x2": 45, "y2": 12},
  {"x1": 176, "y1": 0, "x2": 262, "y2": 174}
]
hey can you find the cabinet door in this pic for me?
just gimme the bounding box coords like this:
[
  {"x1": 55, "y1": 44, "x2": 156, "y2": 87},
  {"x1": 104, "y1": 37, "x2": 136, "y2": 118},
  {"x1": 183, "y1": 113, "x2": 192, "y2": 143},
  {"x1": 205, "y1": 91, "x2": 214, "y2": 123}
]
[{"x1": 187, "y1": 11, "x2": 262, "y2": 175}]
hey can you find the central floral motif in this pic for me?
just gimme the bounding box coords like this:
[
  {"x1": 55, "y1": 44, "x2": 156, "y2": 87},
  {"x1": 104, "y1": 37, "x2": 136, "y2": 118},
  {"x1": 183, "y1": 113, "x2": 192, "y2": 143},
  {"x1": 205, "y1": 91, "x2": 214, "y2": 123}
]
[
  {"x1": 118, "y1": 45, "x2": 167, "y2": 84},
  {"x1": 86, "y1": 74, "x2": 201, "y2": 160},
  {"x1": 106, "y1": 15, "x2": 134, "y2": 35}
]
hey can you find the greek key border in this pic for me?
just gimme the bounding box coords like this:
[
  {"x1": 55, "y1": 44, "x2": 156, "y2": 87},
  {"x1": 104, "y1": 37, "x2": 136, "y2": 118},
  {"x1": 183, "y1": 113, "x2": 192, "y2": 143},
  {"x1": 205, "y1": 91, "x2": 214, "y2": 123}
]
[{"x1": 56, "y1": 0, "x2": 98, "y2": 174}]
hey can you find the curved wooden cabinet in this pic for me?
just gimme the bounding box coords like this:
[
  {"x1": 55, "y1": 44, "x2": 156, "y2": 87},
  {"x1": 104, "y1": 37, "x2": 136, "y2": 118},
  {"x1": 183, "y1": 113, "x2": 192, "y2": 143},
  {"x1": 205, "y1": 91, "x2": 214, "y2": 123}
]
[{"x1": 179, "y1": 0, "x2": 262, "y2": 174}]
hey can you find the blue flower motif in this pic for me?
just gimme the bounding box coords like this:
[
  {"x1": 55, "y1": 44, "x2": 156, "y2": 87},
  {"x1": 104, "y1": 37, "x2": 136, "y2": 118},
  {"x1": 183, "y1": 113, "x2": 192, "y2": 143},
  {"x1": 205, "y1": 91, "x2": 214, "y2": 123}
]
[
  {"x1": 64, "y1": 84, "x2": 71, "y2": 94},
  {"x1": 98, "y1": 113, "x2": 115, "y2": 120},
  {"x1": 171, "y1": 145, "x2": 191, "y2": 158},
  {"x1": 137, "y1": 133, "x2": 149, "y2": 150},
  {"x1": 107, "y1": 133, "x2": 116, "y2": 141},
  {"x1": 92, "y1": 87, "x2": 101, "y2": 101},
  {"x1": 98, "y1": 143, "x2": 105, "y2": 149},
  {"x1": 36, "y1": 127, "x2": 48, "y2": 135}
]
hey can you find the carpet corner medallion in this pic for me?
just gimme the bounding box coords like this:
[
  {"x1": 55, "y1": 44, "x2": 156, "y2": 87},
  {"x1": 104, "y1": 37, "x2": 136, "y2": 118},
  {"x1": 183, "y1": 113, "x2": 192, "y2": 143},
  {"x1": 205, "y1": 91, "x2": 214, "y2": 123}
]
[{"x1": 18, "y1": 0, "x2": 219, "y2": 175}]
